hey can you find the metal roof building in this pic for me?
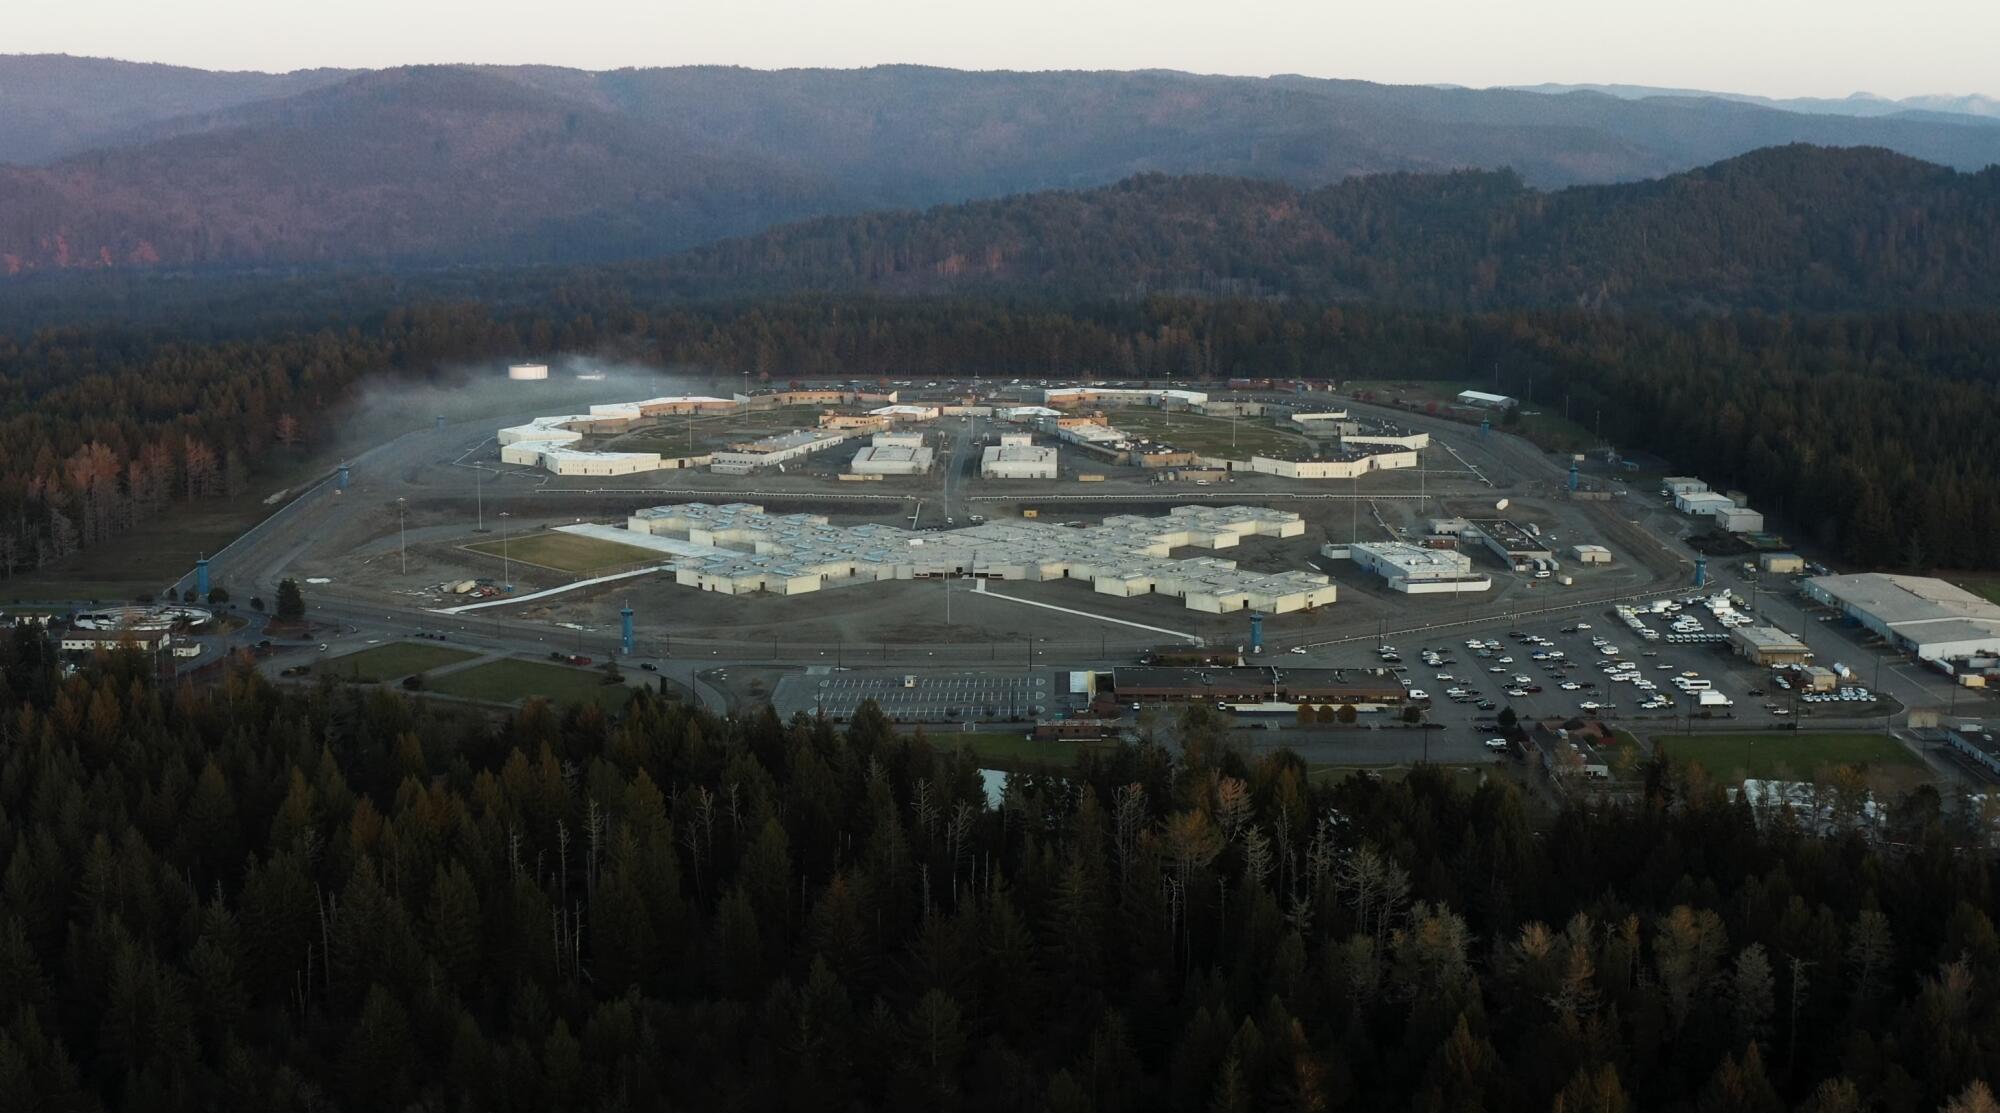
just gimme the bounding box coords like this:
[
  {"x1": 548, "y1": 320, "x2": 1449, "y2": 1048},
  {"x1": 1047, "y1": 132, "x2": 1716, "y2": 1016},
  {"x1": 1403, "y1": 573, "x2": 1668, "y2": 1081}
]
[
  {"x1": 1729, "y1": 625, "x2": 1813, "y2": 666},
  {"x1": 1343, "y1": 542, "x2": 1492, "y2": 594},
  {"x1": 1804, "y1": 573, "x2": 2000, "y2": 661}
]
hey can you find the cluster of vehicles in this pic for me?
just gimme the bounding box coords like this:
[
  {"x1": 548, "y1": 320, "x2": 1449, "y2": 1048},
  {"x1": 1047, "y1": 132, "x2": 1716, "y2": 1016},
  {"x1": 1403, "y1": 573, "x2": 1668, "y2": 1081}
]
[
  {"x1": 1797, "y1": 685, "x2": 1877, "y2": 705},
  {"x1": 1614, "y1": 592, "x2": 1756, "y2": 645}
]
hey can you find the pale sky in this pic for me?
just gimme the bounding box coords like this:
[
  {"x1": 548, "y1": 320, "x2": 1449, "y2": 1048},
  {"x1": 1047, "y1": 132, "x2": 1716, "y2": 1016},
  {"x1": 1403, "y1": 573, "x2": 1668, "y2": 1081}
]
[{"x1": 4, "y1": 0, "x2": 1994, "y2": 101}]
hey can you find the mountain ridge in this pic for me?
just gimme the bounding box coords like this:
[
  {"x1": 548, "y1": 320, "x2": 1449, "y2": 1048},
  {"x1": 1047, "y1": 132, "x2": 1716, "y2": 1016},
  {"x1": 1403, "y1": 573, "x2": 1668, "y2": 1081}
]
[
  {"x1": 639, "y1": 145, "x2": 2000, "y2": 312},
  {"x1": 5, "y1": 59, "x2": 2000, "y2": 275}
]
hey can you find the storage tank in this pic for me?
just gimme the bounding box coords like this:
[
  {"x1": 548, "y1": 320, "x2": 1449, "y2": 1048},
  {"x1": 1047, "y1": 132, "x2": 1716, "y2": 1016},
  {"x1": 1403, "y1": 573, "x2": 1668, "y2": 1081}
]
[{"x1": 508, "y1": 363, "x2": 550, "y2": 381}]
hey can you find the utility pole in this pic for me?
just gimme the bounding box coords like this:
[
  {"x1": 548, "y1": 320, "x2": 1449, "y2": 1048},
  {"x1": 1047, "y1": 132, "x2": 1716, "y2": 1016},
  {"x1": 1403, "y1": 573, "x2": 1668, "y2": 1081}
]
[
  {"x1": 397, "y1": 497, "x2": 407, "y2": 575},
  {"x1": 475, "y1": 469, "x2": 484, "y2": 532},
  {"x1": 499, "y1": 511, "x2": 512, "y2": 591}
]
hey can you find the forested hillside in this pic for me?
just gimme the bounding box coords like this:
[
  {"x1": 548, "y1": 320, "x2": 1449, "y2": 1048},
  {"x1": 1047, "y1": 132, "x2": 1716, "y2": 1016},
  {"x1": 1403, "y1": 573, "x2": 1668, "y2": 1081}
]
[
  {"x1": 9, "y1": 57, "x2": 2000, "y2": 274},
  {"x1": 2, "y1": 642, "x2": 1997, "y2": 1110},
  {"x1": 656, "y1": 147, "x2": 2000, "y2": 312}
]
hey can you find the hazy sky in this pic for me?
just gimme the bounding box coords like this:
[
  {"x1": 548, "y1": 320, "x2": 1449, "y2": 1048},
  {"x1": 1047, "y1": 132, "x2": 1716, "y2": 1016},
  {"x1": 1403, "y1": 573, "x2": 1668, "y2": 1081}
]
[{"x1": 4, "y1": 0, "x2": 1993, "y2": 100}]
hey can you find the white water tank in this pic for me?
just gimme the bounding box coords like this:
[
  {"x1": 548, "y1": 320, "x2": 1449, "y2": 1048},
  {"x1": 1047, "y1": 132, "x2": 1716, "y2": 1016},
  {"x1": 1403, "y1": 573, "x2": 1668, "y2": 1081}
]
[{"x1": 508, "y1": 363, "x2": 549, "y2": 381}]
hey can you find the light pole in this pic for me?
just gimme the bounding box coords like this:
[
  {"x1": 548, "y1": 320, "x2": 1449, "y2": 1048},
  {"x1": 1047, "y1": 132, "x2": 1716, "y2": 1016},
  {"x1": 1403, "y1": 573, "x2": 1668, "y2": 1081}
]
[
  {"x1": 499, "y1": 511, "x2": 512, "y2": 591},
  {"x1": 475, "y1": 470, "x2": 484, "y2": 533},
  {"x1": 397, "y1": 497, "x2": 407, "y2": 575}
]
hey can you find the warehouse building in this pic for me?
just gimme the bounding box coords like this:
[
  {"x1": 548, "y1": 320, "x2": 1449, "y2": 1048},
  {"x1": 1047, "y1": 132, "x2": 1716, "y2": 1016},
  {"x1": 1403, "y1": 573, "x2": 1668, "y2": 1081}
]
[
  {"x1": 1341, "y1": 542, "x2": 1492, "y2": 594},
  {"x1": 1455, "y1": 390, "x2": 1515, "y2": 410},
  {"x1": 1469, "y1": 519, "x2": 1553, "y2": 567},
  {"x1": 1662, "y1": 477, "x2": 1709, "y2": 496},
  {"x1": 849, "y1": 433, "x2": 936, "y2": 476},
  {"x1": 1676, "y1": 490, "x2": 1736, "y2": 515},
  {"x1": 1730, "y1": 625, "x2": 1814, "y2": 667},
  {"x1": 981, "y1": 440, "x2": 1060, "y2": 479},
  {"x1": 617, "y1": 502, "x2": 1333, "y2": 612},
  {"x1": 1945, "y1": 727, "x2": 2000, "y2": 778},
  {"x1": 1714, "y1": 506, "x2": 1765, "y2": 532},
  {"x1": 1571, "y1": 544, "x2": 1613, "y2": 565},
  {"x1": 1803, "y1": 574, "x2": 2000, "y2": 662}
]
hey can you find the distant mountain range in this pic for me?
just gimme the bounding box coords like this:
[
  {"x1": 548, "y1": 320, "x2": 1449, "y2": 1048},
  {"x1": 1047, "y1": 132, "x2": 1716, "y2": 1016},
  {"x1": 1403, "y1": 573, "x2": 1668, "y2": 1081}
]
[
  {"x1": 645, "y1": 146, "x2": 2000, "y2": 313},
  {"x1": 1508, "y1": 83, "x2": 2000, "y2": 125},
  {"x1": 4, "y1": 56, "x2": 2000, "y2": 276}
]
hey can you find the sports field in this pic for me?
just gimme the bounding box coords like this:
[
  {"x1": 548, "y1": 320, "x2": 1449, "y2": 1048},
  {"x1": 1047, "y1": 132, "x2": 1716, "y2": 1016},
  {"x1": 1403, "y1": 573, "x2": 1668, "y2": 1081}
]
[
  {"x1": 462, "y1": 531, "x2": 663, "y2": 574},
  {"x1": 1657, "y1": 732, "x2": 1919, "y2": 782},
  {"x1": 428, "y1": 658, "x2": 635, "y2": 710},
  {"x1": 324, "y1": 642, "x2": 478, "y2": 682},
  {"x1": 1111, "y1": 411, "x2": 1306, "y2": 457}
]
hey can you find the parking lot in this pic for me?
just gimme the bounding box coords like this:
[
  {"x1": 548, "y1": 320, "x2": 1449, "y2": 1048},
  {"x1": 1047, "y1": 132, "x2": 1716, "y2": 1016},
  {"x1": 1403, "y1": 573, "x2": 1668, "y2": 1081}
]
[
  {"x1": 1296, "y1": 588, "x2": 1898, "y2": 742},
  {"x1": 772, "y1": 669, "x2": 1055, "y2": 722}
]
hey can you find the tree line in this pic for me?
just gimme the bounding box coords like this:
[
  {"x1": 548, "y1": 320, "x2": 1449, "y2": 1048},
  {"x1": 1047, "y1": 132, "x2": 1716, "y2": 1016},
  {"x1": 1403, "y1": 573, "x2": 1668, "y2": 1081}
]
[{"x1": 3, "y1": 635, "x2": 1999, "y2": 1110}]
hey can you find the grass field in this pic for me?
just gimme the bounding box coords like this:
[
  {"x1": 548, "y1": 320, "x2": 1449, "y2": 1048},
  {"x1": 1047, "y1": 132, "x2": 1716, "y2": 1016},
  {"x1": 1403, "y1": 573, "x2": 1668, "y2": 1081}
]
[
  {"x1": 1345, "y1": 379, "x2": 1600, "y2": 454},
  {"x1": 428, "y1": 658, "x2": 635, "y2": 710},
  {"x1": 324, "y1": 642, "x2": 478, "y2": 682},
  {"x1": 1112, "y1": 411, "x2": 1306, "y2": 457},
  {"x1": 462, "y1": 531, "x2": 663, "y2": 574},
  {"x1": 1657, "y1": 732, "x2": 1920, "y2": 783},
  {"x1": 939, "y1": 731, "x2": 1113, "y2": 771},
  {"x1": 602, "y1": 405, "x2": 828, "y2": 455}
]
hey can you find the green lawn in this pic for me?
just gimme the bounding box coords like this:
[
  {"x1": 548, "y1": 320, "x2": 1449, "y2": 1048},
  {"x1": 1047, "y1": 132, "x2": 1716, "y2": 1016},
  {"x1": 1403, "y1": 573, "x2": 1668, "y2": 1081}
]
[
  {"x1": 1657, "y1": 732, "x2": 1919, "y2": 782},
  {"x1": 462, "y1": 531, "x2": 663, "y2": 574},
  {"x1": 428, "y1": 658, "x2": 636, "y2": 710},
  {"x1": 323, "y1": 642, "x2": 478, "y2": 682},
  {"x1": 939, "y1": 730, "x2": 1114, "y2": 771},
  {"x1": 1111, "y1": 411, "x2": 1307, "y2": 457}
]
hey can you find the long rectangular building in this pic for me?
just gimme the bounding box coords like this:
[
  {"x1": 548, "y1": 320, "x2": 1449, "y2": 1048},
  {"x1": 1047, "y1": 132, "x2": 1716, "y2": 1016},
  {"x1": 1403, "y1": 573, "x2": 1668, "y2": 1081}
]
[
  {"x1": 1111, "y1": 666, "x2": 1403, "y2": 705},
  {"x1": 1803, "y1": 574, "x2": 2000, "y2": 661}
]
